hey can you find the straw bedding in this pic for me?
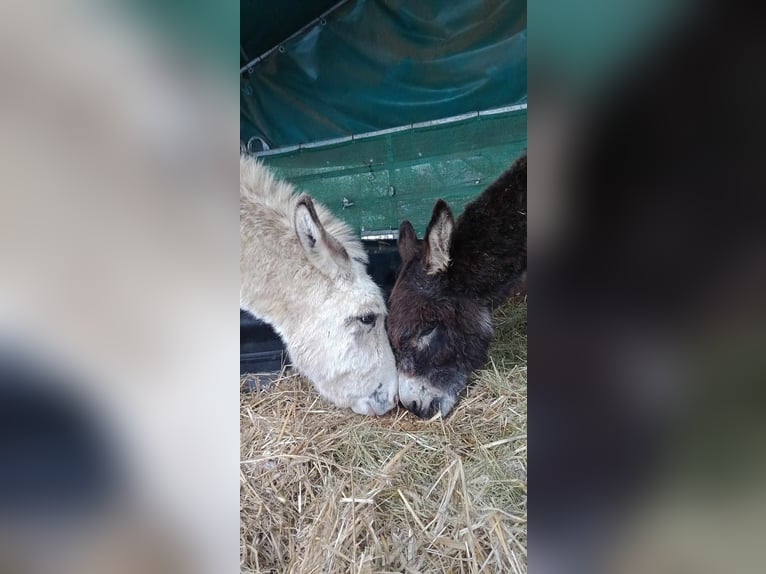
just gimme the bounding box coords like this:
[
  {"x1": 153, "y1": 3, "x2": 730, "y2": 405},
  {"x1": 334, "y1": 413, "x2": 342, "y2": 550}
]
[{"x1": 240, "y1": 297, "x2": 527, "y2": 573}]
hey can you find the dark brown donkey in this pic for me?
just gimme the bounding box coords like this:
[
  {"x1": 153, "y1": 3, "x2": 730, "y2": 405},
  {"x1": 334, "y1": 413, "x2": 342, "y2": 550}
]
[{"x1": 387, "y1": 152, "x2": 526, "y2": 418}]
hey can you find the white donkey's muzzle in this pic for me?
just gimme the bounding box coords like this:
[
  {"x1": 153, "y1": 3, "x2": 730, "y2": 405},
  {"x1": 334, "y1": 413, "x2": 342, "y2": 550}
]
[{"x1": 351, "y1": 376, "x2": 398, "y2": 416}]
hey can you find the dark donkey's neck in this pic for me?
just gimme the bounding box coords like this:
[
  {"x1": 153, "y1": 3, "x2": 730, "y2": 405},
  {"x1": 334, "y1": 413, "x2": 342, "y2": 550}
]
[{"x1": 447, "y1": 154, "x2": 527, "y2": 305}]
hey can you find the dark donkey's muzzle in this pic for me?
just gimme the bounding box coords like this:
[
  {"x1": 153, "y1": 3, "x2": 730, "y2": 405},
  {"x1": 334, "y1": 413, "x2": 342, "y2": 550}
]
[{"x1": 397, "y1": 372, "x2": 459, "y2": 419}]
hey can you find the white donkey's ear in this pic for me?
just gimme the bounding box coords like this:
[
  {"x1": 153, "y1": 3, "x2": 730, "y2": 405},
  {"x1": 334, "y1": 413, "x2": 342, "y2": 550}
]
[
  {"x1": 294, "y1": 194, "x2": 351, "y2": 279},
  {"x1": 423, "y1": 199, "x2": 454, "y2": 275}
]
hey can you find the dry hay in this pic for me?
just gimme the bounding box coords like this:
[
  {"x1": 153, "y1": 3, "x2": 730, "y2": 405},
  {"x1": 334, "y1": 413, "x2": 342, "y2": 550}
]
[{"x1": 240, "y1": 298, "x2": 527, "y2": 573}]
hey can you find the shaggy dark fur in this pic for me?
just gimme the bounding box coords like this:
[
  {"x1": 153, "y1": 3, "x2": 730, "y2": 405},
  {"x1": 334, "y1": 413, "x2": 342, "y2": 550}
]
[
  {"x1": 387, "y1": 152, "x2": 527, "y2": 418},
  {"x1": 449, "y1": 153, "x2": 527, "y2": 303}
]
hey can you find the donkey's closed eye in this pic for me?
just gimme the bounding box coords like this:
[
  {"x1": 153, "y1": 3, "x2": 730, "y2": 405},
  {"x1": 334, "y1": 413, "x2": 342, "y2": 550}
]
[{"x1": 419, "y1": 326, "x2": 436, "y2": 339}]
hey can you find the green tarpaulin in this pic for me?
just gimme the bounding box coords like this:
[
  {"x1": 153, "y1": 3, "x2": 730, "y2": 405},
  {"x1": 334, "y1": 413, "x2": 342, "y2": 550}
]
[{"x1": 241, "y1": 0, "x2": 526, "y2": 149}]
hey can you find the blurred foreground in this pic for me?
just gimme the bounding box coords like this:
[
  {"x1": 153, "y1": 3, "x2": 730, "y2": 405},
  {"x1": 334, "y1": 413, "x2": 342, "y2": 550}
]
[
  {"x1": 529, "y1": 1, "x2": 766, "y2": 573},
  {"x1": 0, "y1": 2, "x2": 238, "y2": 573}
]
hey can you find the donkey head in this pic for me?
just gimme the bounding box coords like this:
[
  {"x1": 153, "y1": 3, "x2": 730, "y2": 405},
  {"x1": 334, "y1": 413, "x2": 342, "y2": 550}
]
[
  {"x1": 291, "y1": 195, "x2": 399, "y2": 416},
  {"x1": 386, "y1": 202, "x2": 493, "y2": 418}
]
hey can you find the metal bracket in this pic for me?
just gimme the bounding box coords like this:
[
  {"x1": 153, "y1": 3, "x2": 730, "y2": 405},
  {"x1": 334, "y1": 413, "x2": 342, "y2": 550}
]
[{"x1": 361, "y1": 229, "x2": 398, "y2": 241}]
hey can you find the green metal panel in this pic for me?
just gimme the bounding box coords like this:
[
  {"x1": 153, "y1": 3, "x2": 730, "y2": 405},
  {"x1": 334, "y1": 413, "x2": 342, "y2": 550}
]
[{"x1": 257, "y1": 105, "x2": 526, "y2": 237}]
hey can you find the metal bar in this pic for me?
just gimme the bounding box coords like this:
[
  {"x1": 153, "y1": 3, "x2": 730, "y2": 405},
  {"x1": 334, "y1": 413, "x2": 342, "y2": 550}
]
[
  {"x1": 478, "y1": 103, "x2": 528, "y2": 116},
  {"x1": 361, "y1": 230, "x2": 399, "y2": 241},
  {"x1": 301, "y1": 135, "x2": 354, "y2": 149},
  {"x1": 353, "y1": 124, "x2": 413, "y2": 140},
  {"x1": 253, "y1": 104, "x2": 527, "y2": 158},
  {"x1": 411, "y1": 111, "x2": 479, "y2": 129},
  {"x1": 255, "y1": 144, "x2": 300, "y2": 157}
]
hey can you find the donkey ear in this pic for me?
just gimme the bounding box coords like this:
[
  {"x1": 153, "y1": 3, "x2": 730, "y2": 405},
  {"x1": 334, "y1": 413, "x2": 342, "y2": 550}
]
[
  {"x1": 423, "y1": 199, "x2": 454, "y2": 275},
  {"x1": 294, "y1": 194, "x2": 351, "y2": 279},
  {"x1": 397, "y1": 220, "x2": 419, "y2": 263}
]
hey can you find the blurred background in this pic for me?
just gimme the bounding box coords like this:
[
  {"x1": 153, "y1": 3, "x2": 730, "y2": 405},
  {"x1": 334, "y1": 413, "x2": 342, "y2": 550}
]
[
  {"x1": 528, "y1": 1, "x2": 766, "y2": 573},
  {"x1": 0, "y1": 1, "x2": 238, "y2": 573}
]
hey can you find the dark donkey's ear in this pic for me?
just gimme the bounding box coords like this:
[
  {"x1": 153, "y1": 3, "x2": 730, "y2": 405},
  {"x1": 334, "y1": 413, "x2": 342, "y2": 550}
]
[
  {"x1": 397, "y1": 220, "x2": 419, "y2": 264},
  {"x1": 423, "y1": 199, "x2": 454, "y2": 275},
  {"x1": 294, "y1": 194, "x2": 351, "y2": 279}
]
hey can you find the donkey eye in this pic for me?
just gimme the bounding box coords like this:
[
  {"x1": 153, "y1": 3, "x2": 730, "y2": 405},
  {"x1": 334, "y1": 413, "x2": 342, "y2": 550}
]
[
  {"x1": 419, "y1": 326, "x2": 436, "y2": 338},
  {"x1": 359, "y1": 313, "x2": 377, "y2": 326}
]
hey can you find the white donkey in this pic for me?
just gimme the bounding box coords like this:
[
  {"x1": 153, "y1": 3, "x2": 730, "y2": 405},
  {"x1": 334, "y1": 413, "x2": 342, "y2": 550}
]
[{"x1": 240, "y1": 156, "x2": 398, "y2": 415}]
